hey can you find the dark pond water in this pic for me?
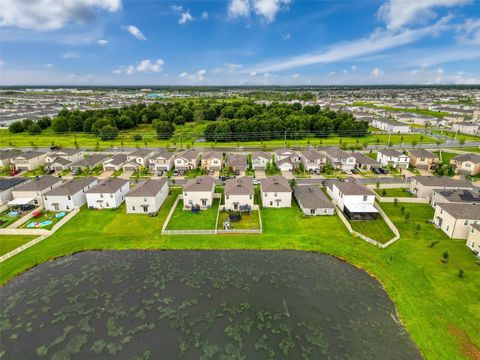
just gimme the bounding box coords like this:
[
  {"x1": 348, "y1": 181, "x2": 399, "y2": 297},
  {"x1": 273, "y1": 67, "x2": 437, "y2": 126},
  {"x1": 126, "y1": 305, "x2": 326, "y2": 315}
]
[{"x1": 0, "y1": 251, "x2": 421, "y2": 359}]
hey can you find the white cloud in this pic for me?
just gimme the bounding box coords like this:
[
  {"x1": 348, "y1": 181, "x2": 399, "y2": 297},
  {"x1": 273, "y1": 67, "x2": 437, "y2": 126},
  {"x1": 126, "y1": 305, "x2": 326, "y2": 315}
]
[
  {"x1": 97, "y1": 39, "x2": 108, "y2": 45},
  {"x1": 247, "y1": 17, "x2": 451, "y2": 73},
  {"x1": 114, "y1": 59, "x2": 164, "y2": 75},
  {"x1": 228, "y1": 0, "x2": 250, "y2": 18},
  {"x1": 378, "y1": 0, "x2": 470, "y2": 30},
  {"x1": 170, "y1": 5, "x2": 183, "y2": 12},
  {"x1": 351, "y1": 64, "x2": 357, "y2": 71},
  {"x1": 0, "y1": 0, "x2": 122, "y2": 31},
  {"x1": 62, "y1": 51, "x2": 80, "y2": 59},
  {"x1": 456, "y1": 18, "x2": 480, "y2": 45},
  {"x1": 226, "y1": 63, "x2": 243, "y2": 72},
  {"x1": 228, "y1": 0, "x2": 289, "y2": 22},
  {"x1": 371, "y1": 67, "x2": 384, "y2": 77},
  {"x1": 249, "y1": 71, "x2": 257, "y2": 76},
  {"x1": 291, "y1": 73, "x2": 299, "y2": 78},
  {"x1": 282, "y1": 33, "x2": 291, "y2": 40},
  {"x1": 179, "y1": 11, "x2": 193, "y2": 24},
  {"x1": 44, "y1": 63, "x2": 53, "y2": 68},
  {"x1": 0, "y1": 59, "x2": 5, "y2": 66},
  {"x1": 201, "y1": 11, "x2": 209, "y2": 20},
  {"x1": 178, "y1": 69, "x2": 207, "y2": 81},
  {"x1": 125, "y1": 25, "x2": 146, "y2": 41}
]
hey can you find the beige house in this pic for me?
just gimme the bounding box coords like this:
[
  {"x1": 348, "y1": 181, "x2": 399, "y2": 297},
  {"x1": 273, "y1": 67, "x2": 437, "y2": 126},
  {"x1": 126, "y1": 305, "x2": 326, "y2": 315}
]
[
  {"x1": 103, "y1": 154, "x2": 128, "y2": 172},
  {"x1": 260, "y1": 176, "x2": 292, "y2": 208},
  {"x1": 175, "y1": 150, "x2": 200, "y2": 170},
  {"x1": 224, "y1": 177, "x2": 254, "y2": 211},
  {"x1": 201, "y1": 151, "x2": 223, "y2": 171},
  {"x1": 431, "y1": 189, "x2": 480, "y2": 207},
  {"x1": 452, "y1": 122, "x2": 479, "y2": 135},
  {"x1": 409, "y1": 176, "x2": 473, "y2": 199},
  {"x1": 12, "y1": 151, "x2": 47, "y2": 171},
  {"x1": 450, "y1": 153, "x2": 480, "y2": 176},
  {"x1": 226, "y1": 153, "x2": 248, "y2": 171},
  {"x1": 182, "y1": 175, "x2": 215, "y2": 210},
  {"x1": 0, "y1": 149, "x2": 20, "y2": 168},
  {"x1": 299, "y1": 150, "x2": 327, "y2": 172},
  {"x1": 434, "y1": 203, "x2": 480, "y2": 239},
  {"x1": 409, "y1": 149, "x2": 439, "y2": 170},
  {"x1": 466, "y1": 224, "x2": 480, "y2": 256}
]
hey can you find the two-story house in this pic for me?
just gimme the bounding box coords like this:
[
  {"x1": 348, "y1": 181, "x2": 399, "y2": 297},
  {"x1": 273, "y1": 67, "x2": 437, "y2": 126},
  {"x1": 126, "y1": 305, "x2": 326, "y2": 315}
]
[
  {"x1": 182, "y1": 175, "x2": 216, "y2": 210},
  {"x1": 377, "y1": 149, "x2": 410, "y2": 169},
  {"x1": 260, "y1": 176, "x2": 292, "y2": 208},
  {"x1": 86, "y1": 178, "x2": 130, "y2": 209}
]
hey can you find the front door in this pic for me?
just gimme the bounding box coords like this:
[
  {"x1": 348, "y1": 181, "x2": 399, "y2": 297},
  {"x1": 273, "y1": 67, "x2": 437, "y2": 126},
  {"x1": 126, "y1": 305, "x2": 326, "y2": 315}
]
[
  {"x1": 53, "y1": 203, "x2": 59, "y2": 211},
  {"x1": 142, "y1": 205, "x2": 149, "y2": 213}
]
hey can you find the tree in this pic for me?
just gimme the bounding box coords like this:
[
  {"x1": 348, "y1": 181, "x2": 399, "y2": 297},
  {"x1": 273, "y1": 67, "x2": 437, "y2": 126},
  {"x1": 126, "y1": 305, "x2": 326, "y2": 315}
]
[
  {"x1": 132, "y1": 134, "x2": 142, "y2": 142},
  {"x1": 289, "y1": 178, "x2": 297, "y2": 189},
  {"x1": 9, "y1": 121, "x2": 24, "y2": 133},
  {"x1": 156, "y1": 121, "x2": 175, "y2": 139},
  {"x1": 52, "y1": 117, "x2": 69, "y2": 133},
  {"x1": 98, "y1": 125, "x2": 118, "y2": 141},
  {"x1": 27, "y1": 123, "x2": 42, "y2": 135}
]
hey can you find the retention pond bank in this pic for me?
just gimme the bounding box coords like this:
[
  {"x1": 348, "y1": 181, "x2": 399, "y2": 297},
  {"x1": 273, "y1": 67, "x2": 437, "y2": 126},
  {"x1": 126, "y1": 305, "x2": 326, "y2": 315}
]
[{"x1": 0, "y1": 250, "x2": 421, "y2": 359}]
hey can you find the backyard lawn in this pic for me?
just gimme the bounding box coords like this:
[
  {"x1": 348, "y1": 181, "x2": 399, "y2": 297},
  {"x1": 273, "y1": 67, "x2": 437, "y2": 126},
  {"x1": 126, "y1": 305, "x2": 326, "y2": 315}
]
[
  {"x1": 374, "y1": 188, "x2": 414, "y2": 197},
  {"x1": 0, "y1": 235, "x2": 37, "y2": 256},
  {"x1": 436, "y1": 151, "x2": 459, "y2": 164},
  {"x1": 350, "y1": 216, "x2": 396, "y2": 244},
  {"x1": 0, "y1": 211, "x2": 22, "y2": 228},
  {"x1": 0, "y1": 200, "x2": 479, "y2": 360},
  {"x1": 217, "y1": 210, "x2": 261, "y2": 230},
  {"x1": 165, "y1": 198, "x2": 220, "y2": 230}
]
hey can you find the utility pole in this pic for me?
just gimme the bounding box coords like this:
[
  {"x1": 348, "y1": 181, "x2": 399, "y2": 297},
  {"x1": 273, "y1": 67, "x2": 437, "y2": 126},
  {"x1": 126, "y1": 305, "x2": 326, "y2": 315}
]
[
  {"x1": 387, "y1": 130, "x2": 392, "y2": 148},
  {"x1": 284, "y1": 130, "x2": 287, "y2": 149}
]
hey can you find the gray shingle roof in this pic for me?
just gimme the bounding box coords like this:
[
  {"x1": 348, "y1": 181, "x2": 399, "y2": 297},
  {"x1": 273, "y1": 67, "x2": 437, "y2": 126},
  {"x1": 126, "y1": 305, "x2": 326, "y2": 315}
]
[
  {"x1": 437, "y1": 203, "x2": 480, "y2": 220},
  {"x1": 44, "y1": 177, "x2": 97, "y2": 196},
  {"x1": 413, "y1": 176, "x2": 473, "y2": 188},
  {"x1": 379, "y1": 149, "x2": 404, "y2": 157},
  {"x1": 183, "y1": 175, "x2": 215, "y2": 192},
  {"x1": 14, "y1": 150, "x2": 45, "y2": 160},
  {"x1": 352, "y1": 153, "x2": 380, "y2": 165},
  {"x1": 71, "y1": 154, "x2": 108, "y2": 168},
  {"x1": 126, "y1": 178, "x2": 167, "y2": 197},
  {"x1": 225, "y1": 177, "x2": 253, "y2": 195},
  {"x1": 409, "y1": 149, "x2": 438, "y2": 159},
  {"x1": 203, "y1": 151, "x2": 222, "y2": 160},
  {"x1": 105, "y1": 154, "x2": 127, "y2": 166},
  {"x1": 452, "y1": 153, "x2": 480, "y2": 164},
  {"x1": 436, "y1": 189, "x2": 480, "y2": 203},
  {"x1": 261, "y1": 176, "x2": 291, "y2": 193},
  {"x1": 0, "y1": 177, "x2": 28, "y2": 192},
  {"x1": 328, "y1": 179, "x2": 374, "y2": 196},
  {"x1": 14, "y1": 175, "x2": 62, "y2": 192},
  {"x1": 294, "y1": 185, "x2": 334, "y2": 209},
  {"x1": 86, "y1": 178, "x2": 129, "y2": 194},
  {"x1": 252, "y1": 151, "x2": 271, "y2": 160},
  {"x1": 226, "y1": 154, "x2": 247, "y2": 167}
]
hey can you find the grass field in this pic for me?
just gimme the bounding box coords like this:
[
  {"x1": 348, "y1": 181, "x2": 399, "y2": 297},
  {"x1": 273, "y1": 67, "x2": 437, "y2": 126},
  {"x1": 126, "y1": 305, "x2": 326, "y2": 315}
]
[
  {"x1": 0, "y1": 235, "x2": 36, "y2": 256},
  {"x1": 0, "y1": 127, "x2": 438, "y2": 150},
  {"x1": 350, "y1": 216, "x2": 396, "y2": 243},
  {"x1": 217, "y1": 210, "x2": 260, "y2": 230},
  {"x1": 165, "y1": 198, "x2": 220, "y2": 230},
  {"x1": 436, "y1": 151, "x2": 459, "y2": 164},
  {"x1": 374, "y1": 188, "x2": 414, "y2": 197},
  {"x1": 0, "y1": 199, "x2": 479, "y2": 360},
  {"x1": 433, "y1": 130, "x2": 480, "y2": 142}
]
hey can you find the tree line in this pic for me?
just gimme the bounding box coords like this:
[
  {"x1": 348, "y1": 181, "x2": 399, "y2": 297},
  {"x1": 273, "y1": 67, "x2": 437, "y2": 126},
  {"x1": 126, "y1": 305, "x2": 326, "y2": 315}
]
[{"x1": 8, "y1": 100, "x2": 367, "y2": 141}]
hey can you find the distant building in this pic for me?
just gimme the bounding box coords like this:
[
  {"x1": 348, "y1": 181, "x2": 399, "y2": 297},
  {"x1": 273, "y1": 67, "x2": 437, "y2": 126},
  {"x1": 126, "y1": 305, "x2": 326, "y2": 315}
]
[
  {"x1": 372, "y1": 118, "x2": 410, "y2": 133},
  {"x1": 410, "y1": 176, "x2": 473, "y2": 199},
  {"x1": 12, "y1": 151, "x2": 47, "y2": 171},
  {"x1": 452, "y1": 122, "x2": 479, "y2": 135}
]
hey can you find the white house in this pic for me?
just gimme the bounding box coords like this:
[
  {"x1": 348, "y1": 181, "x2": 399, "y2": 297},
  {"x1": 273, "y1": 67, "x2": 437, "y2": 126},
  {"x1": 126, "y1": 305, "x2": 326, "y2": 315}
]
[
  {"x1": 260, "y1": 176, "x2": 292, "y2": 208},
  {"x1": 274, "y1": 149, "x2": 300, "y2": 171},
  {"x1": 127, "y1": 149, "x2": 155, "y2": 167},
  {"x1": 125, "y1": 178, "x2": 168, "y2": 214},
  {"x1": 251, "y1": 151, "x2": 271, "y2": 170},
  {"x1": 45, "y1": 149, "x2": 83, "y2": 165},
  {"x1": 352, "y1": 153, "x2": 381, "y2": 171},
  {"x1": 372, "y1": 118, "x2": 410, "y2": 133},
  {"x1": 43, "y1": 177, "x2": 98, "y2": 211},
  {"x1": 224, "y1": 177, "x2": 254, "y2": 211},
  {"x1": 175, "y1": 150, "x2": 200, "y2": 170},
  {"x1": 11, "y1": 174, "x2": 63, "y2": 206},
  {"x1": 70, "y1": 154, "x2": 109, "y2": 172},
  {"x1": 182, "y1": 175, "x2": 216, "y2": 210},
  {"x1": 452, "y1": 122, "x2": 479, "y2": 135},
  {"x1": 434, "y1": 203, "x2": 480, "y2": 239},
  {"x1": 294, "y1": 185, "x2": 335, "y2": 216},
  {"x1": 467, "y1": 224, "x2": 480, "y2": 256},
  {"x1": 326, "y1": 179, "x2": 378, "y2": 220},
  {"x1": 323, "y1": 148, "x2": 356, "y2": 170},
  {"x1": 86, "y1": 178, "x2": 130, "y2": 209},
  {"x1": 148, "y1": 150, "x2": 175, "y2": 172},
  {"x1": 0, "y1": 178, "x2": 30, "y2": 206},
  {"x1": 12, "y1": 151, "x2": 47, "y2": 171},
  {"x1": 377, "y1": 149, "x2": 410, "y2": 169}
]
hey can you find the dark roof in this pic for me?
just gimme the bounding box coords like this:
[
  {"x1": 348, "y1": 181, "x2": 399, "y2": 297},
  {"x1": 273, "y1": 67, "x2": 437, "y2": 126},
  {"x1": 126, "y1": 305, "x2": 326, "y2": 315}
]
[
  {"x1": 86, "y1": 178, "x2": 129, "y2": 193},
  {"x1": 226, "y1": 154, "x2": 248, "y2": 167},
  {"x1": 14, "y1": 150, "x2": 45, "y2": 160},
  {"x1": 328, "y1": 179, "x2": 374, "y2": 196},
  {"x1": 435, "y1": 189, "x2": 480, "y2": 203},
  {"x1": 183, "y1": 175, "x2": 215, "y2": 192},
  {"x1": 51, "y1": 157, "x2": 71, "y2": 166},
  {"x1": 299, "y1": 149, "x2": 326, "y2": 160},
  {"x1": 71, "y1": 154, "x2": 108, "y2": 168},
  {"x1": 0, "y1": 177, "x2": 29, "y2": 191},
  {"x1": 437, "y1": 203, "x2": 480, "y2": 220},
  {"x1": 261, "y1": 176, "x2": 292, "y2": 193},
  {"x1": 409, "y1": 149, "x2": 438, "y2": 159},
  {"x1": 126, "y1": 178, "x2": 167, "y2": 197},
  {"x1": 379, "y1": 149, "x2": 405, "y2": 157},
  {"x1": 0, "y1": 149, "x2": 20, "y2": 160},
  {"x1": 176, "y1": 150, "x2": 199, "y2": 161},
  {"x1": 203, "y1": 151, "x2": 222, "y2": 160},
  {"x1": 14, "y1": 175, "x2": 62, "y2": 192},
  {"x1": 105, "y1": 154, "x2": 127, "y2": 166},
  {"x1": 452, "y1": 153, "x2": 480, "y2": 164},
  {"x1": 413, "y1": 176, "x2": 473, "y2": 188},
  {"x1": 323, "y1": 148, "x2": 351, "y2": 159},
  {"x1": 44, "y1": 177, "x2": 97, "y2": 196},
  {"x1": 352, "y1": 153, "x2": 380, "y2": 165},
  {"x1": 225, "y1": 177, "x2": 254, "y2": 195},
  {"x1": 128, "y1": 149, "x2": 154, "y2": 158},
  {"x1": 294, "y1": 185, "x2": 334, "y2": 209}
]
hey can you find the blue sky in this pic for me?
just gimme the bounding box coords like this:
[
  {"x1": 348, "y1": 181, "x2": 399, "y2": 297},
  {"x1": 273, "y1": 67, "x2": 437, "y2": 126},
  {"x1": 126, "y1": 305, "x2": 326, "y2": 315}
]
[{"x1": 1, "y1": 0, "x2": 480, "y2": 85}]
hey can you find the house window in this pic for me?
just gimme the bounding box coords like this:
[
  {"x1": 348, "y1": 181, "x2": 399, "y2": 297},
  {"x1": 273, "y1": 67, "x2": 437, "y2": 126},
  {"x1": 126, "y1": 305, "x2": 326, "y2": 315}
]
[
  {"x1": 310, "y1": 209, "x2": 315, "y2": 215},
  {"x1": 100, "y1": 194, "x2": 103, "y2": 198},
  {"x1": 66, "y1": 205, "x2": 69, "y2": 210},
  {"x1": 274, "y1": 192, "x2": 277, "y2": 197},
  {"x1": 67, "y1": 196, "x2": 71, "y2": 200},
  {"x1": 44, "y1": 196, "x2": 47, "y2": 200},
  {"x1": 264, "y1": 193, "x2": 267, "y2": 197},
  {"x1": 226, "y1": 195, "x2": 229, "y2": 200},
  {"x1": 363, "y1": 195, "x2": 368, "y2": 201},
  {"x1": 464, "y1": 219, "x2": 469, "y2": 225},
  {"x1": 110, "y1": 194, "x2": 113, "y2": 198},
  {"x1": 144, "y1": 197, "x2": 147, "y2": 202},
  {"x1": 132, "y1": 206, "x2": 136, "y2": 211},
  {"x1": 249, "y1": 195, "x2": 252, "y2": 199}
]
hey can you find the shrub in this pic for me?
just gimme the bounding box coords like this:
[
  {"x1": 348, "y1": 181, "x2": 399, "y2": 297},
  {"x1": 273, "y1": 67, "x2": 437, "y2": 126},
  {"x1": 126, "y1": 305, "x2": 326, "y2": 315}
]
[
  {"x1": 441, "y1": 251, "x2": 449, "y2": 263},
  {"x1": 458, "y1": 269, "x2": 464, "y2": 278}
]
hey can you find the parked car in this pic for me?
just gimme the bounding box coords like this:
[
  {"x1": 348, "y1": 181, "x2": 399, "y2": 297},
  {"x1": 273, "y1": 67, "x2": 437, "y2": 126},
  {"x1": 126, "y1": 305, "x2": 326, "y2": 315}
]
[
  {"x1": 314, "y1": 169, "x2": 321, "y2": 175},
  {"x1": 351, "y1": 168, "x2": 358, "y2": 174},
  {"x1": 72, "y1": 169, "x2": 80, "y2": 175},
  {"x1": 45, "y1": 168, "x2": 54, "y2": 174},
  {"x1": 234, "y1": 169, "x2": 240, "y2": 176},
  {"x1": 253, "y1": 179, "x2": 261, "y2": 185},
  {"x1": 178, "y1": 170, "x2": 185, "y2": 176},
  {"x1": 345, "y1": 169, "x2": 352, "y2": 175},
  {"x1": 50, "y1": 146, "x2": 60, "y2": 150},
  {"x1": 373, "y1": 168, "x2": 382, "y2": 175},
  {"x1": 156, "y1": 170, "x2": 164, "y2": 176},
  {"x1": 209, "y1": 169, "x2": 214, "y2": 175},
  {"x1": 379, "y1": 168, "x2": 389, "y2": 175},
  {"x1": 173, "y1": 170, "x2": 179, "y2": 176}
]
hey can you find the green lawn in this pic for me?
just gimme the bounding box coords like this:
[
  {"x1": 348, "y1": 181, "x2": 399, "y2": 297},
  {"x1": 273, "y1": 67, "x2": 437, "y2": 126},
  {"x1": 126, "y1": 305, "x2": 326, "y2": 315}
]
[
  {"x1": 0, "y1": 235, "x2": 37, "y2": 256},
  {"x1": 0, "y1": 200, "x2": 479, "y2": 360},
  {"x1": 433, "y1": 130, "x2": 480, "y2": 142},
  {"x1": 435, "y1": 151, "x2": 459, "y2": 164},
  {"x1": 0, "y1": 212, "x2": 22, "y2": 228},
  {"x1": 165, "y1": 198, "x2": 220, "y2": 230},
  {"x1": 217, "y1": 210, "x2": 260, "y2": 230},
  {"x1": 374, "y1": 188, "x2": 414, "y2": 197},
  {"x1": 350, "y1": 216, "x2": 396, "y2": 243}
]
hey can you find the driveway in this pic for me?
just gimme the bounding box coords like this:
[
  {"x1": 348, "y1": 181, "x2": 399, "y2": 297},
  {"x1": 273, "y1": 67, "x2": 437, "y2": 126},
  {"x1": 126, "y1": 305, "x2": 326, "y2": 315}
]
[
  {"x1": 98, "y1": 171, "x2": 113, "y2": 179},
  {"x1": 255, "y1": 170, "x2": 266, "y2": 179},
  {"x1": 281, "y1": 171, "x2": 294, "y2": 179}
]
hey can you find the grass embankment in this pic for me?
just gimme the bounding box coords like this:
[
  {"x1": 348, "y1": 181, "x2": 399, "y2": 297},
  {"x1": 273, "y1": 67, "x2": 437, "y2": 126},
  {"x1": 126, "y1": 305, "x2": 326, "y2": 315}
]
[
  {"x1": 350, "y1": 217, "x2": 396, "y2": 244},
  {"x1": 0, "y1": 235, "x2": 37, "y2": 256},
  {"x1": 0, "y1": 128, "x2": 437, "y2": 150},
  {"x1": 0, "y1": 200, "x2": 479, "y2": 360},
  {"x1": 374, "y1": 188, "x2": 414, "y2": 197},
  {"x1": 433, "y1": 130, "x2": 480, "y2": 142},
  {"x1": 352, "y1": 102, "x2": 449, "y2": 118}
]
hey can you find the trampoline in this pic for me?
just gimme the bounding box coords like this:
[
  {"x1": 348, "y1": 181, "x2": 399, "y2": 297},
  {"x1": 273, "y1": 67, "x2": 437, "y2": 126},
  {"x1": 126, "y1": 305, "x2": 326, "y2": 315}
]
[{"x1": 228, "y1": 213, "x2": 242, "y2": 222}]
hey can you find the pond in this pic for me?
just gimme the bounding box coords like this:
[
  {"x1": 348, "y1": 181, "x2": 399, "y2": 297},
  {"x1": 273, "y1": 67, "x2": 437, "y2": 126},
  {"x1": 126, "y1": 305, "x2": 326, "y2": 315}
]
[{"x1": 0, "y1": 251, "x2": 421, "y2": 359}]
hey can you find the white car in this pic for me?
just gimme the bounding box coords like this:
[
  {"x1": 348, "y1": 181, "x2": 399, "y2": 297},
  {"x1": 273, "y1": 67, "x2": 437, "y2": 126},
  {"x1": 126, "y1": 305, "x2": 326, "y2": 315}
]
[
  {"x1": 345, "y1": 169, "x2": 352, "y2": 175},
  {"x1": 252, "y1": 179, "x2": 261, "y2": 185}
]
